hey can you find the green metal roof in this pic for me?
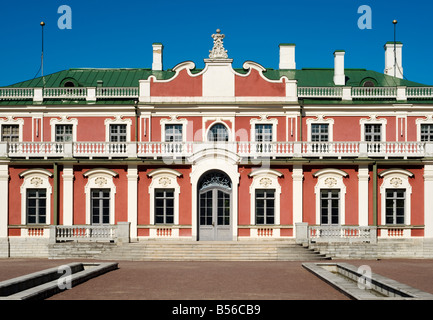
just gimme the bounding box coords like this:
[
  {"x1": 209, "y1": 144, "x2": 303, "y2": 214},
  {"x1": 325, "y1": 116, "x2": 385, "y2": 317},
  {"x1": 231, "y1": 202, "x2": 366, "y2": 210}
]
[{"x1": 5, "y1": 65, "x2": 428, "y2": 89}]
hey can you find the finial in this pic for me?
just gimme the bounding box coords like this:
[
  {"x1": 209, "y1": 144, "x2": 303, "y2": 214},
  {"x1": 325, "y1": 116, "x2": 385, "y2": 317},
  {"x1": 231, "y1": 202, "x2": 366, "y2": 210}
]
[{"x1": 209, "y1": 29, "x2": 228, "y2": 59}]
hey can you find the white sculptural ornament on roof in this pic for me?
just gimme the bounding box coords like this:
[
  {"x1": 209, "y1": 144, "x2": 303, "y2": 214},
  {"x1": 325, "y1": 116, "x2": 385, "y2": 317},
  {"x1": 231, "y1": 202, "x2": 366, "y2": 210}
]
[{"x1": 209, "y1": 29, "x2": 228, "y2": 59}]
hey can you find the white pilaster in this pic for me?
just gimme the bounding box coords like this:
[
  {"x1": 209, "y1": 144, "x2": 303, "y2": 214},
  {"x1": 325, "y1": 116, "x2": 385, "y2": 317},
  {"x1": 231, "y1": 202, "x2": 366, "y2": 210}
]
[
  {"x1": 292, "y1": 165, "x2": 304, "y2": 231},
  {"x1": 62, "y1": 165, "x2": 74, "y2": 225},
  {"x1": 358, "y1": 165, "x2": 370, "y2": 226},
  {"x1": 424, "y1": 163, "x2": 433, "y2": 238},
  {"x1": 127, "y1": 165, "x2": 138, "y2": 240},
  {"x1": 0, "y1": 163, "x2": 8, "y2": 238}
]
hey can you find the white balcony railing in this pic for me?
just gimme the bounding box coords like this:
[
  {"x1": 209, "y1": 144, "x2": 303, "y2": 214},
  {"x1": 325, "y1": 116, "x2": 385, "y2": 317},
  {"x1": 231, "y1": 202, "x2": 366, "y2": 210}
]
[
  {"x1": 309, "y1": 225, "x2": 377, "y2": 243},
  {"x1": 0, "y1": 141, "x2": 431, "y2": 159}
]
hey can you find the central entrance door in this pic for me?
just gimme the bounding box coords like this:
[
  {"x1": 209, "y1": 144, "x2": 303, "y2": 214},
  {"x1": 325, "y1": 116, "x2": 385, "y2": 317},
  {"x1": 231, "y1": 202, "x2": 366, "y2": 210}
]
[{"x1": 198, "y1": 171, "x2": 232, "y2": 241}]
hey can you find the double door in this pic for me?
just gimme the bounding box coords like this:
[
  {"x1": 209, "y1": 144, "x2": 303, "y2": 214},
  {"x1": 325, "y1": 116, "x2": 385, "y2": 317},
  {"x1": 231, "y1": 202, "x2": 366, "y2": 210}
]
[{"x1": 199, "y1": 187, "x2": 231, "y2": 241}]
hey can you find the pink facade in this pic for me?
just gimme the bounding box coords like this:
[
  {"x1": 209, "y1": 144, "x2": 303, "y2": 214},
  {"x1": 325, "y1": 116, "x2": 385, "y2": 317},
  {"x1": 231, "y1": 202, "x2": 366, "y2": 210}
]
[{"x1": 1, "y1": 30, "x2": 433, "y2": 245}]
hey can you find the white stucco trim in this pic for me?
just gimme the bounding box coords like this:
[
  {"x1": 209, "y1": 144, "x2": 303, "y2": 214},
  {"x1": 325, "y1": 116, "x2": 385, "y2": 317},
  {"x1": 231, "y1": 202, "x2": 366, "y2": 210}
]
[
  {"x1": 248, "y1": 169, "x2": 282, "y2": 237},
  {"x1": 379, "y1": 169, "x2": 413, "y2": 227},
  {"x1": 50, "y1": 115, "x2": 78, "y2": 142},
  {"x1": 147, "y1": 168, "x2": 182, "y2": 234},
  {"x1": 83, "y1": 168, "x2": 118, "y2": 225},
  {"x1": 313, "y1": 168, "x2": 348, "y2": 225},
  {"x1": 306, "y1": 115, "x2": 334, "y2": 142},
  {"x1": 20, "y1": 169, "x2": 53, "y2": 226},
  {"x1": 360, "y1": 115, "x2": 387, "y2": 142}
]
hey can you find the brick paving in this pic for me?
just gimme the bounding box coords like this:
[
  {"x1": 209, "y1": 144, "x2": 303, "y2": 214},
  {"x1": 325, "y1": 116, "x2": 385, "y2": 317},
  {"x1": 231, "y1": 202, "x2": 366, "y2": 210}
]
[{"x1": 1, "y1": 258, "x2": 433, "y2": 300}]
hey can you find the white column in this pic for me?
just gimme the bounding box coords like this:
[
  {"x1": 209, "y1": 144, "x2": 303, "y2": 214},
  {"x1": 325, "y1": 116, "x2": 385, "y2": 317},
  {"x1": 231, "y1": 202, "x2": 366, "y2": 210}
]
[
  {"x1": 424, "y1": 162, "x2": 433, "y2": 238},
  {"x1": 62, "y1": 165, "x2": 74, "y2": 225},
  {"x1": 127, "y1": 165, "x2": 138, "y2": 240},
  {"x1": 0, "y1": 163, "x2": 8, "y2": 238},
  {"x1": 292, "y1": 165, "x2": 304, "y2": 232},
  {"x1": 358, "y1": 165, "x2": 370, "y2": 226}
]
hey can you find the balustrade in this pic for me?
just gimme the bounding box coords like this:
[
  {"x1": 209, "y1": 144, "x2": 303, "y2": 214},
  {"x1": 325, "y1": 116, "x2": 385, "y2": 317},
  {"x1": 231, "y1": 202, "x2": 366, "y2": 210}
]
[
  {"x1": 309, "y1": 225, "x2": 377, "y2": 243},
  {"x1": 0, "y1": 141, "x2": 429, "y2": 159}
]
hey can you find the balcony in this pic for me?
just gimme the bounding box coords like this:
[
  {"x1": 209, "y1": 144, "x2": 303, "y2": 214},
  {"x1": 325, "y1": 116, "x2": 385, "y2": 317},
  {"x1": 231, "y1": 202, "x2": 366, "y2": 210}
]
[{"x1": 0, "y1": 141, "x2": 431, "y2": 160}]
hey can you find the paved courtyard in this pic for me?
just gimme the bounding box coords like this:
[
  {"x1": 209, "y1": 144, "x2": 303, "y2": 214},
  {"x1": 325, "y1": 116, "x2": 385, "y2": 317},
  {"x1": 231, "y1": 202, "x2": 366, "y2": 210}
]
[{"x1": 1, "y1": 258, "x2": 433, "y2": 300}]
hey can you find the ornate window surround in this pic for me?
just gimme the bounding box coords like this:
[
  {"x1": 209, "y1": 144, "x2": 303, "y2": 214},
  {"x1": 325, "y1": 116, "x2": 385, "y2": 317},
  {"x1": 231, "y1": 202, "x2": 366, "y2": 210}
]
[
  {"x1": 379, "y1": 168, "x2": 413, "y2": 226},
  {"x1": 83, "y1": 168, "x2": 118, "y2": 225},
  {"x1": 160, "y1": 115, "x2": 188, "y2": 142},
  {"x1": 360, "y1": 115, "x2": 387, "y2": 142},
  {"x1": 19, "y1": 169, "x2": 53, "y2": 226},
  {"x1": 306, "y1": 115, "x2": 334, "y2": 142},
  {"x1": 0, "y1": 116, "x2": 24, "y2": 142},
  {"x1": 313, "y1": 168, "x2": 348, "y2": 225},
  {"x1": 147, "y1": 168, "x2": 182, "y2": 229},
  {"x1": 416, "y1": 115, "x2": 433, "y2": 141},
  {"x1": 248, "y1": 169, "x2": 283, "y2": 229},
  {"x1": 104, "y1": 115, "x2": 132, "y2": 142},
  {"x1": 250, "y1": 115, "x2": 278, "y2": 142},
  {"x1": 50, "y1": 115, "x2": 78, "y2": 142},
  {"x1": 204, "y1": 118, "x2": 233, "y2": 142}
]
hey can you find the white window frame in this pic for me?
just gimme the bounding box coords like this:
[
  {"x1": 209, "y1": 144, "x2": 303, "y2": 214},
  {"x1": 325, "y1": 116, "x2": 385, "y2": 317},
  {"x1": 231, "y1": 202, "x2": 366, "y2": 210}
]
[
  {"x1": 306, "y1": 115, "x2": 334, "y2": 142},
  {"x1": 19, "y1": 169, "x2": 53, "y2": 229},
  {"x1": 50, "y1": 116, "x2": 78, "y2": 142},
  {"x1": 250, "y1": 116, "x2": 278, "y2": 142},
  {"x1": 379, "y1": 169, "x2": 413, "y2": 229},
  {"x1": 83, "y1": 168, "x2": 118, "y2": 225},
  {"x1": 160, "y1": 116, "x2": 188, "y2": 142},
  {"x1": 416, "y1": 115, "x2": 433, "y2": 142},
  {"x1": 0, "y1": 116, "x2": 24, "y2": 142},
  {"x1": 147, "y1": 168, "x2": 182, "y2": 237},
  {"x1": 249, "y1": 169, "x2": 282, "y2": 237},
  {"x1": 313, "y1": 168, "x2": 348, "y2": 225},
  {"x1": 360, "y1": 115, "x2": 387, "y2": 142},
  {"x1": 104, "y1": 115, "x2": 132, "y2": 142}
]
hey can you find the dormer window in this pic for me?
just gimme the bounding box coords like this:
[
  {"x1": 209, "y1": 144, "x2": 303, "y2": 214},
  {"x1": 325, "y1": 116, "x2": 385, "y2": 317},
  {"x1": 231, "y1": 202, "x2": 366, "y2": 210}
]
[
  {"x1": 63, "y1": 81, "x2": 75, "y2": 87},
  {"x1": 363, "y1": 81, "x2": 375, "y2": 87}
]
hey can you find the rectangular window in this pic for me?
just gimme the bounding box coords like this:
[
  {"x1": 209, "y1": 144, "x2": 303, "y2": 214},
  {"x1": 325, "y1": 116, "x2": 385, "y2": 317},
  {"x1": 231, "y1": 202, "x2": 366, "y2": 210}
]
[
  {"x1": 311, "y1": 124, "x2": 329, "y2": 142},
  {"x1": 320, "y1": 189, "x2": 339, "y2": 225},
  {"x1": 385, "y1": 189, "x2": 405, "y2": 225},
  {"x1": 55, "y1": 124, "x2": 73, "y2": 142},
  {"x1": 109, "y1": 124, "x2": 127, "y2": 142},
  {"x1": 1, "y1": 124, "x2": 19, "y2": 142},
  {"x1": 165, "y1": 124, "x2": 183, "y2": 142},
  {"x1": 365, "y1": 124, "x2": 382, "y2": 142},
  {"x1": 26, "y1": 189, "x2": 46, "y2": 224},
  {"x1": 255, "y1": 189, "x2": 275, "y2": 225},
  {"x1": 255, "y1": 124, "x2": 273, "y2": 142},
  {"x1": 421, "y1": 124, "x2": 433, "y2": 142},
  {"x1": 155, "y1": 189, "x2": 175, "y2": 224},
  {"x1": 91, "y1": 189, "x2": 110, "y2": 225}
]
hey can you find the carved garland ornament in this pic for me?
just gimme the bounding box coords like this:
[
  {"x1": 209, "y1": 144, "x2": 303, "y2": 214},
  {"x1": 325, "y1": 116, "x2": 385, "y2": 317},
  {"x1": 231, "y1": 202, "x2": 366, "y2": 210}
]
[
  {"x1": 95, "y1": 176, "x2": 108, "y2": 187},
  {"x1": 259, "y1": 177, "x2": 273, "y2": 188},
  {"x1": 158, "y1": 177, "x2": 172, "y2": 187},
  {"x1": 389, "y1": 177, "x2": 403, "y2": 187},
  {"x1": 30, "y1": 177, "x2": 43, "y2": 187},
  {"x1": 324, "y1": 177, "x2": 338, "y2": 187}
]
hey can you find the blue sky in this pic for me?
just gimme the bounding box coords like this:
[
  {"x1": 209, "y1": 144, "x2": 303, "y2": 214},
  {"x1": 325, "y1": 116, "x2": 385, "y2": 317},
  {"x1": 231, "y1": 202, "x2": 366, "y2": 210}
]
[{"x1": 0, "y1": 0, "x2": 432, "y2": 86}]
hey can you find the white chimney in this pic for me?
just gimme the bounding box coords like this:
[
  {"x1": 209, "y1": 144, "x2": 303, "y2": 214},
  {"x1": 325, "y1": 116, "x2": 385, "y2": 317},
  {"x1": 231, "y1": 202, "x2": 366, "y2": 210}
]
[
  {"x1": 333, "y1": 50, "x2": 346, "y2": 86},
  {"x1": 279, "y1": 44, "x2": 296, "y2": 69},
  {"x1": 152, "y1": 43, "x2": 163, "y2": 71},
  {"x1": 384, "y1": 42, "x2": 403, "y2": 79}
]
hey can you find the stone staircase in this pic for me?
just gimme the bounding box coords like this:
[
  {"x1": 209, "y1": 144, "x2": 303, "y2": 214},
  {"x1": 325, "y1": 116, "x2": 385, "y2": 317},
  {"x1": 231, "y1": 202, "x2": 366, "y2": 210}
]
[
  {"x1": 49, "y1": 241, "x2": 330, "y2": 261},
  {"x1": 95, "y1": 241, "x2": 330, "y2": 261}
]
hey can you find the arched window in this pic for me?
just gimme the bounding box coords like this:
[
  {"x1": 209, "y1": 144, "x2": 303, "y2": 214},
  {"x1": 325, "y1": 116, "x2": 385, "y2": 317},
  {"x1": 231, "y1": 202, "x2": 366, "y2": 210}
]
[{"x1": 207, "y1": 123, "x2": 229, "y2": 142}]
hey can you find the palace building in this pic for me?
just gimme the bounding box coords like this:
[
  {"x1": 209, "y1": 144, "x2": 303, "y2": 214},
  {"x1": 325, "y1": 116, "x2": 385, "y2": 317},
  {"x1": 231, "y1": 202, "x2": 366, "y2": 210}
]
[{"x1": 1, "y1": 30, "x2": 433, "y2": 258}]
